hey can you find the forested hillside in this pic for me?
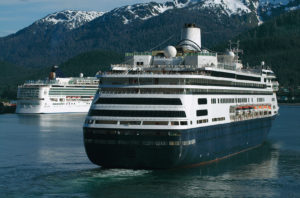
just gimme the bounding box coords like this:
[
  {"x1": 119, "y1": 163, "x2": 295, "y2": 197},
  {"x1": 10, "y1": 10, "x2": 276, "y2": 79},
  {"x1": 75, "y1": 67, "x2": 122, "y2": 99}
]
[
  {"x1": 58, "y1": 50, "x2": 124, "y2": 77},
  {"x1": 0, "y1": 51, "x2": 123, "y2": 99},
  {"x1": 0, "y1": 61, "x2": 45, "y2": 99},
  {"x1": 1, "y1": 10, "x2": 300, "y2": 100},
  {"x1": 220, "y1": 9, "x2": 300, "y2": 86}
]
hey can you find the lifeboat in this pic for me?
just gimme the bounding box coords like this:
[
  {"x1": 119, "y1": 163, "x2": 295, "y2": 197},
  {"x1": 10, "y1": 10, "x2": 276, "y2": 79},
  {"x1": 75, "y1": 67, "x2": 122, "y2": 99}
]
[{"x1": 268, "y1": 105, "x2": 271, "y2": 109}]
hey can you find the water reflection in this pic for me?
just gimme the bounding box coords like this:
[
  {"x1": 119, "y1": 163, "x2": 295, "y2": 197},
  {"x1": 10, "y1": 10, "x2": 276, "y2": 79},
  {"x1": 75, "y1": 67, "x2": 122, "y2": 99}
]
[
  {"x1": 171, "y1": 141, "x2": 279, "y2": 179},
  {"x1": 159, "y1": 142, "x2": 280, "y2": 198},
  {"x1": 2, "y1": 106, "x2": 300, "y2": 197},
  {"x1": 13, "y1": 114, "x2": 88, "y2": 169},
  {"x1": 16, "y1": 113, "x2": 86, "y2": 128},
  {"x1": 27, "y1": 141, "x2": 280, "y2": 198}
]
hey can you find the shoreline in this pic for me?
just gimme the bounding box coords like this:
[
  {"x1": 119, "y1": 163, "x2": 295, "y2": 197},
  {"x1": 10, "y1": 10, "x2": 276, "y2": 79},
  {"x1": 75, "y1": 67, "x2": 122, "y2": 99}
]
[
  {"x1": 0, "y1": 102, "x2": 16, "y2": 114},
  {"x1": 278, "y1": 103, "x2": 300, "y2": 106}
]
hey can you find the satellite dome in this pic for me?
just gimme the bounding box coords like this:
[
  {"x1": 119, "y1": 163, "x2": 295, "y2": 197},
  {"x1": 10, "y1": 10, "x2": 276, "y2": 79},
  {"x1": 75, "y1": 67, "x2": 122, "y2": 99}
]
[
  {"x1": 227, "y1": 50, "x2": 235, "y2": 61},
  {"x1": 164, "y1": 46, "x2": 177, "y2": 58},
  {"x1": 228, "y1": 51, "x2": 235, "y2": 58}
]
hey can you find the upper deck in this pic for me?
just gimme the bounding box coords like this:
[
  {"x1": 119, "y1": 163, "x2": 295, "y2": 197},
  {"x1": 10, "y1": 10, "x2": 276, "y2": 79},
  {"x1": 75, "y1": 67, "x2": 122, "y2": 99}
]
[{"x1": 20, "y1": 77, "x2": 99, "y2": 88}]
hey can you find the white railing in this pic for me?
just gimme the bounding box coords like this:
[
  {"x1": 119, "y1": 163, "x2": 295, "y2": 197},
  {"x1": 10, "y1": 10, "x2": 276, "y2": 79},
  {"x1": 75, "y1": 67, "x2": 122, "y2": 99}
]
[{"x1": 105, "y1": 63, "x2": 261, "y2": 77}]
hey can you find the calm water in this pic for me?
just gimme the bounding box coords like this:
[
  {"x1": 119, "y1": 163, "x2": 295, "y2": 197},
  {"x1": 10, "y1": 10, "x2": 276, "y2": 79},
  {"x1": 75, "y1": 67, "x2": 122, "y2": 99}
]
[{"x1": 0, "y1": 106, "x2": 300, "y2": 198}]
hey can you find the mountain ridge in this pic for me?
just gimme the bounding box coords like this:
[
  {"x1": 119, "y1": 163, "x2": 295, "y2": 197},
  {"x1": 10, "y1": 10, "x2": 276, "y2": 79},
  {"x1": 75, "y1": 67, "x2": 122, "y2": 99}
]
[
  {"x1": 36, "y1": 10, "x2": 105, "y2": 30},
  {"x1": 0, "y1": 0, "x2": 299, "y2": 68},
  {"x1": 1, "y1": 9, "x2": 300, "y2": 99}
]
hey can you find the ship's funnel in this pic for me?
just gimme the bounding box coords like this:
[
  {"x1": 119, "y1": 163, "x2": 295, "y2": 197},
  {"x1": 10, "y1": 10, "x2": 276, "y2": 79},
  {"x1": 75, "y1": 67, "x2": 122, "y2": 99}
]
[
  {"x1": 178, "y1": 24, "x2": 201, "y2": 52},
  {"x1": 49, "y1": 65, "x2": 59, "y2": 80}
]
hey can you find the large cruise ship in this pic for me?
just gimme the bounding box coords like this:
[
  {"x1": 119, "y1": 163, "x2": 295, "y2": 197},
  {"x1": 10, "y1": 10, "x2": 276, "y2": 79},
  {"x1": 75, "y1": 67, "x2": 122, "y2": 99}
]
[
  {"x1": 16, "y1": 67, "x2": 98, "y2": 114},
  {"x1": 83, "y1": 24, "x2": 279, "y2": 169}
]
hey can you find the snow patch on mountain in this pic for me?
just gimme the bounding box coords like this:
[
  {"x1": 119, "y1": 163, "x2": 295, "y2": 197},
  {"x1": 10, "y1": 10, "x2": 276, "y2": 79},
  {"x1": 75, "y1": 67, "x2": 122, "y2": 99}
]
[
  {"x1": 104, "y1": 0, "x2": 298, "y2": 25},
  {"x1": 257, "y1": 0, "x2": 300, "y2": 19},
  {"x1": 111, "y1": 0, "x2": 191, "y2": 24},
  {"x1": 33, "y1": 0, "x2": 299, "y2": 29},
  {"x1": 252, "y1": 1, "x2": 264, "y2": 25},
  {"x1": 285, "y1": 4, "x2": 300, "y2": 10},
  {"x1": 259, "y1": 0, "x2": 291, "y2": 7},
  {"x1": 37, "y1": 10, "x2": 105, "y2": 29},
  {"x1": 202, "y1": 0, "x2": 251, "y2": 15}
]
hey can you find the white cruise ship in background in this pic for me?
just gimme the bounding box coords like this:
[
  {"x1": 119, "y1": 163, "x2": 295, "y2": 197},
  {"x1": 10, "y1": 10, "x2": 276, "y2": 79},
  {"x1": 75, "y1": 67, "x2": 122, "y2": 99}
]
[
  {"x1": 83, "y1": 24, "x2": 279, "y2": 169},
  {"x1": 16, "y1": 66, "x2": 98, "y2": 114}
]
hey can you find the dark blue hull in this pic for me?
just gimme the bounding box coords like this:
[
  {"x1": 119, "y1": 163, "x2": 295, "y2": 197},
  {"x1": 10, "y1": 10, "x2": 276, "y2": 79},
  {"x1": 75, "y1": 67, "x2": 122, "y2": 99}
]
[{"x1": 83, "y1": 116, "x2": 275, "y2": 169}]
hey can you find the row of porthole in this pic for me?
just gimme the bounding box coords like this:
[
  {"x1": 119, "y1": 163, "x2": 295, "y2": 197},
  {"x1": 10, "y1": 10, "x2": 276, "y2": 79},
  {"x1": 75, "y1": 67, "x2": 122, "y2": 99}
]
[
  {"x1": 85, "y1": 139, "x2": 196, "y2": 146},
  {"x1": 89, "y1": 129, "x2": 181, "y2": 137},
  {"x1": 85, "y1": 120, "x2": 190, "y2": 126},
  {"x1": 197, "y1": 119, "x2": 208, "y2": 124},
  {"x1": 212, "y1": 117, "x2": 225, "y2": 122},
  {"x1": 86, "y1": 118, "x2": 226, "y2": 126},
  {"x1": 211, "y1": 97, "x2": 249, "y2": 104}
]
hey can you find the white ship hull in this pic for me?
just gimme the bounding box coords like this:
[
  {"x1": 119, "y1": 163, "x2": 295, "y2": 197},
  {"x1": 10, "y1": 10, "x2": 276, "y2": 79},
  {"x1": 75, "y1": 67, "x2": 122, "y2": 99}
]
[{"x1": 16, "y1": 100, "x2": 92, "y2": 114}]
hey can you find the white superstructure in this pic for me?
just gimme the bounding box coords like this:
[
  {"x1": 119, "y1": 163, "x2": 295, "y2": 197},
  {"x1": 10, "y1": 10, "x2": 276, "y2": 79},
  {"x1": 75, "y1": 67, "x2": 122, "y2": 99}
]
[
  {"x1": 85, "y1": 24, "x2": 279, "y2": 131},
  {"x1": 16, "y1": 74, "x2": 98, "y2": 114}
]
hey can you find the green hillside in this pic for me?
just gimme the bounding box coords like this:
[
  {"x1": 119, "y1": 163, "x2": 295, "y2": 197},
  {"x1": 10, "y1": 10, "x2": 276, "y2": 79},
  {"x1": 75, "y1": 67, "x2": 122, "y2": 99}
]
[
  {"x1": 0, "y1": 61, "x2": 44, "y2": 99},
  {"x1": 58, "y1": 50, "x2": 124, "y2": 77},
  {"x1": 2, "y1": 9, "x2": 300, "y2": 100},
  {"x1": 216, "y1": 9, "x2": 300, "y2": 87}
]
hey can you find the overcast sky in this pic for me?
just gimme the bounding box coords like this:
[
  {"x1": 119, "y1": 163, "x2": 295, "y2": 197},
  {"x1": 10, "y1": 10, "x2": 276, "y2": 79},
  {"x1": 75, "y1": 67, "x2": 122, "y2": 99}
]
[{"x1": 0, "y1": 0, "x2": 167, "y2": 37}]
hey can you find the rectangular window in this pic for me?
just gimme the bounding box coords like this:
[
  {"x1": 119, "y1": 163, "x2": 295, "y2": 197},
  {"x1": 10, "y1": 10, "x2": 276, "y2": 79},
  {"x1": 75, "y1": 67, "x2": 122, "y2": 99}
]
[
  {"x1": 171, "y1": 121, "x2": 179, "y2": 125},
  {"x1": 143, "y1": 121, "x2": 169, "y2": 125},
  {"x1": 120, "y1": 121, "x2": 141, "y2": 125},
  {"x1": 95, "y1": 120, "x2": 118, "y2": 124},
  {"x1": 198, "y1": 98, "x2": 207, "y2": 105},
  {"x1": 89, "y1": 110, "x2": 186, "y2": 117},
  {"x1": 180, "y1": 121, "x2": 188, "y2": 125},
  {"x1": 197, "y1": 119, "x2": 208, "y2": 124},
  {"x1": 96, "y1": 98, "x2": 182, "y2": 105},
  {"x1": 197, "y1": 110, "x2": 208, "y2": 116},
  {"x1": 211, "y1": 98, "x2": 216, "y2": 104},
  {"x1": 212, "y1": 117, "x2": 225, "y2": 122}
]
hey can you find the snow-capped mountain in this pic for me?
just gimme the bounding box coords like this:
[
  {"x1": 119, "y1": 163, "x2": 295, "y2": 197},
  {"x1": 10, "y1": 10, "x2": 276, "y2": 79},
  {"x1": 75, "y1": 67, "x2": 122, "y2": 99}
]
[
  {"x1": 259, "y1": 0, "x2": 291, "y2": 7},
  {"x1": 104, "y1": 0, "x2": 255, "y2": 25},
  {"x1": 93, "y1": 0, "x2": 299, "y2": 27},
  {"x1": 36, "y1": 10, "x2": 105, "y2": 30},
  {"x1": 0, "y1": 0, "x2": 299, "y2": 68},
  {"x1": 108, "y1": 0, "x2": 191, "y2": 24},
  {"x1": 257, "y1": 0, "x2": 300, "y2": 19},
  {"x1": 196, "y1": 0, "x2": 252, "y2": 16}
]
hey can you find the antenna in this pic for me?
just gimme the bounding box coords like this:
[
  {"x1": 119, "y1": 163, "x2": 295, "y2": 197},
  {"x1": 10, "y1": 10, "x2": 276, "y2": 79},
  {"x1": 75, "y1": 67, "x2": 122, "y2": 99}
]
[{"x1": 228, "y1": 40, "x2": 243, "y2": 54}]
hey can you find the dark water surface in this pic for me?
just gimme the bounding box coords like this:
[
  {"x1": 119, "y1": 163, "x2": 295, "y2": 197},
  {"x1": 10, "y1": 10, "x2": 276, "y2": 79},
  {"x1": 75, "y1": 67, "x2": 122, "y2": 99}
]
[{"x1": 0, "y1": 106, "x2": 300, "y2": 198}]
